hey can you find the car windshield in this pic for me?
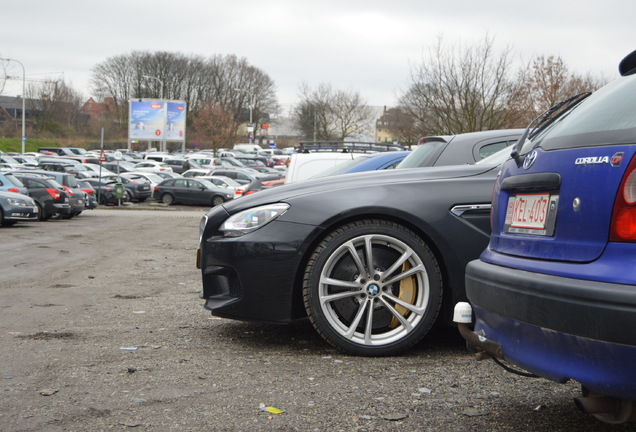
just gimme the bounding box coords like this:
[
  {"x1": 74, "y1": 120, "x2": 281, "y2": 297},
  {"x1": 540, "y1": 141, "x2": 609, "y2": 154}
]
[
  {"x1": 141, "y1": 173, "x2": 164, "y2": 183},
  {"x1": 207, "y1": 176, "x2": 240, "y2": 187},
  {"x1": 65, "y1": 176, "x2": 79, "y2": 188},
  {"x1": 396, "y1": 140, "x2": 447, "y2": 169},
  {"x1": 196, "y1": 179, "x2": 215, "y2": 189},
  {"x1": 48, "y1": 179, "x2": 63, "y2": 188},
  {"x1": 1, "y1": 155, "x2": 20, "y2": 164}
]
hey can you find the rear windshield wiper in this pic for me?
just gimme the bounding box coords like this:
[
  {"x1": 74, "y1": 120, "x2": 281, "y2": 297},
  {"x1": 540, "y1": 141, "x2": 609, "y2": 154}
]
[{"x1": 511, "y1": 91, "x2": 592, "y2": 167}]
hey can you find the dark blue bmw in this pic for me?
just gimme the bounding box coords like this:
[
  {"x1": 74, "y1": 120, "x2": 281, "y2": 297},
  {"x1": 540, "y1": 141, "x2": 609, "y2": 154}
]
[{"x1": 458, "y1": 49, "x2": 636, "y2": 424}]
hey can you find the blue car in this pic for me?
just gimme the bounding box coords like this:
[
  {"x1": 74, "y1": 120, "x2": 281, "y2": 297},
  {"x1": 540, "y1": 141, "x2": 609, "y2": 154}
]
[
  {"x1": 457, "y1": 49, "x2": 636, "y2": 424},
  {"x1": 311, "y1": 151, "x2": 410, "y2": 178}
]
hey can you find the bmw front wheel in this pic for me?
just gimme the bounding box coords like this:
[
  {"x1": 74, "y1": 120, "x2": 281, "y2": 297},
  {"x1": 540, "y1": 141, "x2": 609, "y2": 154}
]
[{"x1": 303, "y1": 219, "x2": 443, "y2": 356}]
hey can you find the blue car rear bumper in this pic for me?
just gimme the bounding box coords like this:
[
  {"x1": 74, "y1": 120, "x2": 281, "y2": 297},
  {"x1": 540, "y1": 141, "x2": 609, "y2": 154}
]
[{"x1": 465, "y1": 259, "x2": 636, "y2": 401}]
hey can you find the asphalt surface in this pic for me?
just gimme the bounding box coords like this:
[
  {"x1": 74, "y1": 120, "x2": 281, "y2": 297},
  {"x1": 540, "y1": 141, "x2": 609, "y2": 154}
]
[{"x1": 1, "y1": 206, "x2": 634, "y2": 431}]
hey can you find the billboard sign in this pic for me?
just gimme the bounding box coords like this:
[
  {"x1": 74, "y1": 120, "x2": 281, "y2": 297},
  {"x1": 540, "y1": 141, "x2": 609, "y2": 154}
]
[
  {"x1": 165, "y1": 101, "x2": 187, "y2": 141},
  {"x1": 129, "y1": 100, "x2": 166, "y2": 140}
]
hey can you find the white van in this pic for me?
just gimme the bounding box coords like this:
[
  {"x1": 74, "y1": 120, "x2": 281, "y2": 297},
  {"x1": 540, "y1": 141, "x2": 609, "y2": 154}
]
[
  {"x1": 143, "y1": 153, "x2": 172, "y2": 162},
  {"x1": 285, "y1": 152, "x2": 361, "y2": 184},
  {"x1": 233, "y1": 143, "x2": 262, "y2": 153}
]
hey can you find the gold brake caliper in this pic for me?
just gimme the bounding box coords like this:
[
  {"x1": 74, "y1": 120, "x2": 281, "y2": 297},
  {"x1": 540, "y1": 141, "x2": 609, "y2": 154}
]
[{"x1": 389, "y1": 262, "x2": 416, "y2": 328}]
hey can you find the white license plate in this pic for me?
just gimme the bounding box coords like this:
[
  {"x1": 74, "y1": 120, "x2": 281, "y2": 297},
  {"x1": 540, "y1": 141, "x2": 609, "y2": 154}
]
[{"x1": 504, "y1": 193, "x2": 558, "y2": 236}]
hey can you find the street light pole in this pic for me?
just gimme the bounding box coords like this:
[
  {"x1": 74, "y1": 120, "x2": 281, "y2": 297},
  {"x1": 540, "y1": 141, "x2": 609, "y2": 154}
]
[
  {"x1": 142, "y1": 75, "x2": 165, "y2": 151},
  {"x1": 2, "y1": 58, "x2": 26, "y2": 153},
  {"x1": 234, "y1": 88, "x2": 255, "y2": 144}
]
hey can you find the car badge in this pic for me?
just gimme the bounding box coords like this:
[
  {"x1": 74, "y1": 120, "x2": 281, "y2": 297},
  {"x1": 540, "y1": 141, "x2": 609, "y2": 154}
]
[
  {"x1": 611, "y1": 152, "x2": 625, "y2": 167},
  {"x1": 522, "y1": 150, "x2": 537, "y2": 170}
]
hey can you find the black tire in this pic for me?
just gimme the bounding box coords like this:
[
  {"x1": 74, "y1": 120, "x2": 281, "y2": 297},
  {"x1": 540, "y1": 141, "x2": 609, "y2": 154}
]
[
  {"x1": 36, "y1": 203, "x2": 51, "y2": 221},
  {"x1": 36, "y1": 203, "x2": 45, "y2": 221},
  {"x1": 0, "y1": 208, "x2": 16, "y2": 226},
  {"x1": 303, "y1": 219, "x2": 443, "y2": 356},
  {"x1": 211, "y1": 195, "x2": 225, "y2": 206},
  {"x1": 161, "y1": 193, "x2": 174, "y2": 205}
]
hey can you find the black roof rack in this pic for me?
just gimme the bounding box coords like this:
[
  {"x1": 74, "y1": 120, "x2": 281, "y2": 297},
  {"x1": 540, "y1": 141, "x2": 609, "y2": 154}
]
[{"x1": 296, "y1": 141, "x2": 405, "y2": 153}]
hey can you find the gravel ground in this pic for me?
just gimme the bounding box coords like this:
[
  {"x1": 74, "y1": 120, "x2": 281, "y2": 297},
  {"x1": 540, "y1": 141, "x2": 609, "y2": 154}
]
[{"x1": 1, "y1": 206, "x2": 634, "y2": 432}]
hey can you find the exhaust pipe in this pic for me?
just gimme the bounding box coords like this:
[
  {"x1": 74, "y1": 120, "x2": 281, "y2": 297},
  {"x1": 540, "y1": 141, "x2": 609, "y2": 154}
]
[
  {"x1": 574, "y1": 391, "x2": 636, "y2": 424},
  {"x1": 454, "y1": 302, "x2": 504, "y2": 361}
]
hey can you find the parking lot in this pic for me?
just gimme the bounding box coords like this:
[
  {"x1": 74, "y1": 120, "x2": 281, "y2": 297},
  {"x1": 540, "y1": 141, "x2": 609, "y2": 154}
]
[{"x1": 0, "y1": 208, "x2": 627, "y2": 431}]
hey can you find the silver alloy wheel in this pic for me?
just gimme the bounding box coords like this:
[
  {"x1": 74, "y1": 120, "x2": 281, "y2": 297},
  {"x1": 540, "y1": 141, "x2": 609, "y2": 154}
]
[{"x1": 317, "y1": 233, "x2": 430, "y2": 348}]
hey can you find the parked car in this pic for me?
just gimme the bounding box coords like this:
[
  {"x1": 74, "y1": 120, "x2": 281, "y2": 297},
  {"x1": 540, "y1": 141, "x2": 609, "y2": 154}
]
[
  {"x1": 12, "y1": 170, "x2": 87, "y2": 217},
  {"x1": 458, "y1": 50, "x2": 636, "y2": 424},
  {"x1": 38, "y1": 161, "x2": 96, "y2": 178},
  {"x1": 37, "y1": 147, "x2": 76, "y2": 156},
  {"x1": 207, "y1": 168, "x2": 281, "y2": 186},
  {"x1": 196, "y1": 140, "x2": 518, "y2": 357},
  {"x1": 81, "y1": 178, "x2": 129, "y2": 205},
  {"x1": 0, "y1": 172, "x2": 28, "y2": 194},
  {"x1": 0, "y1": 190, "x2": 38, "y2": 226},
  {"x1": 312, "y1": 151, "x2": 410, "y2": 179},
  {"x1": 199, "y1": 175, "x2": 243, "y2": 197},
  {"x1": 101, "y1": 174, "x2": 152, "y2": 202},
  {"x1": 121, "y1": 171, "x2": 165, "y2": 191},
  {"x1": 182, "y1": 169, "x2": 210, "y2": 178},
  {"x1": 153, "y1": 177, "x2": 235, "y2": 206},
  {"x1": 133, "y1": 161, "x2": 174, "y2": 173},
  {"x1": 11, "y1": 173, "x2": 72, "y2": 220},
  {"x1": 81, "y1": 163, "x2": 117, "y2": 177},
  {"x1": 154, "y1": 171, "x2": 183, "y2": 180},
  {"x1": 100, "y1": 161, "x2": 138, "y2": 173},
  {"x1": 397, "y1": 129, "x2": 524, "y2": 169},
  {"x1": 75, "y1": 179, "x2": 98, "y2": 209},
  {"x1": 162, "y1": 158, "x2": 200, "y2": 174}
]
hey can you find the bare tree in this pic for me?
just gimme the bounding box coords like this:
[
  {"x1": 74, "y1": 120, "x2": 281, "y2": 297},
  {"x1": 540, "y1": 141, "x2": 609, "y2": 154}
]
[
  {"x1": 399, "y1": 35, "x2": 517, "y2": 135},
  {"x1": 90, "y1": 51, "x2": 280, "y2": 141},
  {"x1": 27, "y1": 80, "x2": 85, "y2": 137},
  {"x1": 293, "y1": 83, "x2": 373, "y2": 141},
  {"x1": 508, "y1": 55, "x2": 607, "y2": 126},
  {"x1": 190, "y1": 104, "x2": 239, "y2": 153}
]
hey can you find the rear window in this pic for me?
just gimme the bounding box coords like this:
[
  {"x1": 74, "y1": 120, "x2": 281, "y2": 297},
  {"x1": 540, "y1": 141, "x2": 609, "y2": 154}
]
[
  {"x1": 4, "y1": 174, "x2": 24, "y2": 187},
  {"x1": 63, "y1": 176, "x2": 79, "y2": 188},
  {"x1": 538, "y1": 75, "x2": 636, "y2": 150}
]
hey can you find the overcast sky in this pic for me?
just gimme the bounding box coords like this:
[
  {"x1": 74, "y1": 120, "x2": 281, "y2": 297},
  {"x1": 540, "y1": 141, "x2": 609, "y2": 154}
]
[{"x1": 2, "y1": 0, "x2": 634, "y2": 111}]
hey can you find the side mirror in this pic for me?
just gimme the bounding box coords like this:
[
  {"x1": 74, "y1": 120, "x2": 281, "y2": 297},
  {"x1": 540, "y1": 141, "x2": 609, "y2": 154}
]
[{"x1": 619, "y1": 49, "x2": 636, "y2": 76}]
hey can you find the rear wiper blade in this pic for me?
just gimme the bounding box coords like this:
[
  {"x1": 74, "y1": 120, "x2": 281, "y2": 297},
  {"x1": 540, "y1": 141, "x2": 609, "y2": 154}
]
[{"x1": 511, "y1": 91, "x2": 592, "y2": 167}]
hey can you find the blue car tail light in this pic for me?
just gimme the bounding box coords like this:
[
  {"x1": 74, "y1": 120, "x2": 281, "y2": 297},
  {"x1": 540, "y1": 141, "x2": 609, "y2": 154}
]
[{"x1": 611, "y1": 154, "x2": 636, "y2": 241}]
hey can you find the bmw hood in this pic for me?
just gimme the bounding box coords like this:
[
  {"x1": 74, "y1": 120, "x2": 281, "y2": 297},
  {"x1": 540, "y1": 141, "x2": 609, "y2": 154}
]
[{"x1": 220, "y1": 163, "x2": 500, "y2": 213}]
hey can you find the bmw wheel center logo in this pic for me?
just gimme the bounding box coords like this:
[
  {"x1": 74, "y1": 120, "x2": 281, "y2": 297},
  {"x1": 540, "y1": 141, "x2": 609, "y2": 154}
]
[{"x1": 367, "y1": 284, "x2": 380, "y2": 296}]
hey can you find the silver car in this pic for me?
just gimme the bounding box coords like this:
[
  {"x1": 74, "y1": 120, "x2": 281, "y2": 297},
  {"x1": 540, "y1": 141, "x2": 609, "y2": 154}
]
[{"x1": 0, "y1": 190, "x2": 38, "y2": 226}]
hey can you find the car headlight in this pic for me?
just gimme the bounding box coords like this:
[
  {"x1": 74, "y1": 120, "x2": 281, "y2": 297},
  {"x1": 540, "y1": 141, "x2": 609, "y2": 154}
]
[
  {"x1": 7, "y1": 197, "x2": 32, "y2": 206},
  {"x1": 220, "y1": 203, "x2": 289, "y2": 237}
]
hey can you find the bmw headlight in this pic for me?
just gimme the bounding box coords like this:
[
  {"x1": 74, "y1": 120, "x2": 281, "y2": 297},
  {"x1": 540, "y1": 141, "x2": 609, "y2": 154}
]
[{"x1": 220, "y1": 203, "x2": 290, "y2": 237}]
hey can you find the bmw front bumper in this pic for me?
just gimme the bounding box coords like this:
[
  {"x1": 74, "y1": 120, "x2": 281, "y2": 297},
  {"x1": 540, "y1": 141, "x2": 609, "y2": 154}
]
[{"x1": 198, "y1": 219, "x2": 321, "y2": 323}]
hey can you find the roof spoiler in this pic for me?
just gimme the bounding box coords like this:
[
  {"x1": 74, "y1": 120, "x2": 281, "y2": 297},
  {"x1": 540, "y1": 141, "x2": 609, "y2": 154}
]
[{"x1": 619, "y1": 49, "x2": 636, "y2": 76}]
